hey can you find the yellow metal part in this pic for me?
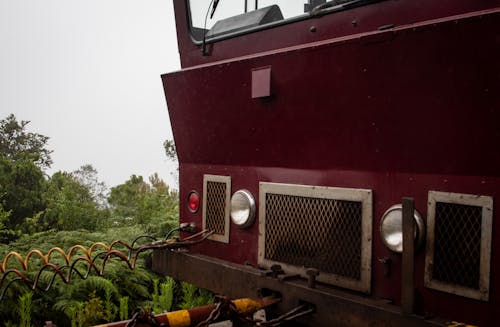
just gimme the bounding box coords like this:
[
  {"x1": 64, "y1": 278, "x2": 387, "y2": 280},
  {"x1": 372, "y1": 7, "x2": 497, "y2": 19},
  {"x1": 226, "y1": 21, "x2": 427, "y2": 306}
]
[
  {"x1": 93, "y1": 296, "x2": 279, "y2": 327},
  {"x1": 166, "y1": 309, "x2": 192, "y2": 327},
  {"x1": 233, "y1": 298, "x2": 263, "y2": 314},
  {"x1": 163, "y1": 298, "x2": 263, "y2": 327}
]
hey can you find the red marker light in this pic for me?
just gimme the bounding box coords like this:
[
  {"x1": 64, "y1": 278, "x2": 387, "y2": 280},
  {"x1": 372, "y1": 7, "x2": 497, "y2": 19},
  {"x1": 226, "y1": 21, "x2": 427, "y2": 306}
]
[{"x1": 188, "y1": 191, "x2": 200, "y2": 213}]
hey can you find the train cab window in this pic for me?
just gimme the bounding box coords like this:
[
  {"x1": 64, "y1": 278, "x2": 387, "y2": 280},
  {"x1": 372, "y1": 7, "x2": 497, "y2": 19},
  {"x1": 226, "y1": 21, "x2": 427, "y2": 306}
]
[
  {"x1": 187, "y1": 1, "x2": 328, "y2": 42},
  {"x1": 188, "y1": 0, "x2": 381, "y2": 42},
  {"x1": 188, "y1": 1, "x2": 305, "y2": 41}
]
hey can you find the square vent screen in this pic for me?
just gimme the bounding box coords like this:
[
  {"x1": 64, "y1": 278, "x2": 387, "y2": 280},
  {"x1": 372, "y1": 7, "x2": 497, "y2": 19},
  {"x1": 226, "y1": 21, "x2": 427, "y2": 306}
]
[
  {"x1": 425, "y1": 191, "x2": 493, "y2": 301},
  {"x1": 202, "y1": 175, "x2": 231, "y2": 243},
  {"x1": 258, "y1": 182, "x2": 372, "y2": 293}
]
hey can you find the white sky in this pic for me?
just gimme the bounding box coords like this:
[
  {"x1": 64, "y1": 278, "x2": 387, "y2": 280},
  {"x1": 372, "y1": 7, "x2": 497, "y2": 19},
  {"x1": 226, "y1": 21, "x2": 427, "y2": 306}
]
[{"x1": 0, "y1": 0, "x2": 181, "y2": 189}]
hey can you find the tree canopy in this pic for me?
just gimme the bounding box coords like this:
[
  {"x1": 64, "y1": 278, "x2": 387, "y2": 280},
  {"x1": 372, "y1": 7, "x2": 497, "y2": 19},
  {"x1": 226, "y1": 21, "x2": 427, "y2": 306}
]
[
  {"x1": 0, "y1": 114, "x2": 188, "y2": 326},
  {"x1": 108, "y1": 173, "x2": 178, "y2": 235},
  {"x1": 163, "y1": 139, "x2": 177, "y2": 162},
  {"x1": 0, "y1": 147, "x2": 47, "y2": 235},
  {"x1": 0, "y1": 115, "x2": 116, "y2": 237},
  {"x1": 0, "y1": 114, "x2": 53, "y2": 169}
]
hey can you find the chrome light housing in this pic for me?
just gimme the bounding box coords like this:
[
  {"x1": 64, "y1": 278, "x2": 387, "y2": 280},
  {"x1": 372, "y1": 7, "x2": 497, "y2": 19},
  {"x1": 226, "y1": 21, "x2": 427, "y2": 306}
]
[
  {"x1": 380, "y1": 204, "x2": 425, "y2": 253},
  {"x1": 230, "y1": 189, "x2": 256, "y2": 229}
]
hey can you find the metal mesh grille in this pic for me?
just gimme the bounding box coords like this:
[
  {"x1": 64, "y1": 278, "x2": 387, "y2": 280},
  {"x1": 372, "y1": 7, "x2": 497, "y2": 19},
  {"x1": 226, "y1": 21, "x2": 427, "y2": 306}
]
[
  {"x1": 432, "y1": 202, "x2": 481, "y2": 289},
  {"x1": 205, "y1": 181, "x2": 227, "y2": 235},
  {"x1": 264, "y1": 193, "x2": 362, "y2": 280}
]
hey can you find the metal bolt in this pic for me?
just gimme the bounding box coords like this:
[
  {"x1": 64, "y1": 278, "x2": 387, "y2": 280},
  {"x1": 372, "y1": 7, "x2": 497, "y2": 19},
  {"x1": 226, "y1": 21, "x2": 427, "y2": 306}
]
[
  {"x1": 306, "y1": 268, "x2": 320, "y2": 288},
  {"x1": 270, "y1": 264, "x2": 283, "y2": 278}
]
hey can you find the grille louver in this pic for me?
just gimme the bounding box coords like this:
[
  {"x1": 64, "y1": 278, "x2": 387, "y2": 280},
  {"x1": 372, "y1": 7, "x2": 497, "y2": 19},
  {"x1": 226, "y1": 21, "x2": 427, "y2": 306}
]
[
  {"x1": 259, "y1": 182, "x2": 372, "y2": 293},
  {"x1": 425, "y1": 191, "x2": 493, "y2": 301},
  {"x1": 202, "y1": 175, "x2": 231, "y2": 243}
]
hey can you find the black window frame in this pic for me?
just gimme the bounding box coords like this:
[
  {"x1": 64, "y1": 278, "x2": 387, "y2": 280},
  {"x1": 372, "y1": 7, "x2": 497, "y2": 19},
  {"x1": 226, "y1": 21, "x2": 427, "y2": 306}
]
[{"x1": 186, "y1": 0, "x2": 385, "y2": 45}]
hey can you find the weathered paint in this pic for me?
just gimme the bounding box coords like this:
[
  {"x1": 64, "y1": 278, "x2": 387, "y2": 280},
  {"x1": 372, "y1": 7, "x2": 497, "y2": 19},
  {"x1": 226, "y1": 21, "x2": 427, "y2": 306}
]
[
  {"x1": 93, "y1": 297, "x2": 275, "y2": 327},
  {"x1": 167, "y1": 310, "x2": 191, "y2": 327},
  {"x1": 160, "y1": 0, "x2": 500, "y2": 325}
]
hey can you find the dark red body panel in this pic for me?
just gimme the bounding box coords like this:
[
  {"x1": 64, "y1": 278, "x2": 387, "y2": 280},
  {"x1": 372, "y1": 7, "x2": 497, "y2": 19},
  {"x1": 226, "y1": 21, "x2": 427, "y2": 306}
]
[
  {"x1": 163, "y1": 1, "x2": 500, "y2": 325},
  {"x1": 169, "y1": 16, "x2": 500, "y2": 175},
  {"x1": 174, "y1": 0, "x2": 500, "y2": 68}
]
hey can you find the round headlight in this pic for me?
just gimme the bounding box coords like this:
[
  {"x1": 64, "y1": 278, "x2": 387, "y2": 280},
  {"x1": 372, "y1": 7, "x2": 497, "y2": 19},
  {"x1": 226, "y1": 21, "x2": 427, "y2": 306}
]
[
  {"x1": 230, "y1": 189, "x2": 256, "y2": 229},
  {"x1": 380, "y1": 204, "x2": 425, "y2": 253}
]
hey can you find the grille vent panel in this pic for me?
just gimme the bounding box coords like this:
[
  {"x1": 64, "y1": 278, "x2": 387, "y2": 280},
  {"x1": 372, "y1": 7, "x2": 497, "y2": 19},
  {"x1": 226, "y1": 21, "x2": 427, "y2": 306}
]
[
  {"x1": 202, "y1": 175, "x2": 231, "y2": 243},
  {"x1": 425, "y1": 191, "x2": 493, "y2": 301},
  {"x1": 205, "y1": 181, "x2": 227, "y2": 235},
  {"x1": 433, "y1": 203, "x2": 481, "y2": 289},
  {"x1": 259, "y1": 182, "x2": 372, "y2": 293},
  {"x1": 265, "y1": 194, "x2": 362, "y2": 280}
]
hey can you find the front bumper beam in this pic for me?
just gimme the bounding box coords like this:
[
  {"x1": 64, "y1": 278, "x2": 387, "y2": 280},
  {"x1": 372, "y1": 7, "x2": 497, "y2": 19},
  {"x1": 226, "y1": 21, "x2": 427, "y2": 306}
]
[{"x1": 152, "y1": 250, "x2": 446, "y2": 327}]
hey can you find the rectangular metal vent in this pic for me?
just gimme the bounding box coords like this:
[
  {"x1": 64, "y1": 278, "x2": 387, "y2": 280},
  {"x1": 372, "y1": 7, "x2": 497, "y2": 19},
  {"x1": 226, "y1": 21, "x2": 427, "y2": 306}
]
[
  {"x1": 258, "y1": 182, "x2": 373, "y2": 293},
  {"x1": 202, "y1": 175, "x2": 231, "y2": 243},
  {"x1": 425, "y1": 191, "x2": 493, "y2": 301}
]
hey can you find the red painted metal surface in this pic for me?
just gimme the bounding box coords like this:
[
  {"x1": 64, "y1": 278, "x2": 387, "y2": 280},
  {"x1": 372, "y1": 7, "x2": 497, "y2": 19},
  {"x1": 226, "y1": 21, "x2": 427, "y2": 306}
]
[
  {"x1": 251, "y1": 66, "x2": 272, "y2": 98},
  {"x1": 174, "y1": 0, "x2": 500, "y2": 68},
  {"x1": 162, "y1": 1, "x2": 500, "y2": 326}
]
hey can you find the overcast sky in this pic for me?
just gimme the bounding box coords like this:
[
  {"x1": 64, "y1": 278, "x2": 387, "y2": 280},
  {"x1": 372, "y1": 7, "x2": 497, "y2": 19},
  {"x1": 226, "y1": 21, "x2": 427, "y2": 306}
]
[{"x1": 0, "y1": 0, "x2": 180, "y2": 188}]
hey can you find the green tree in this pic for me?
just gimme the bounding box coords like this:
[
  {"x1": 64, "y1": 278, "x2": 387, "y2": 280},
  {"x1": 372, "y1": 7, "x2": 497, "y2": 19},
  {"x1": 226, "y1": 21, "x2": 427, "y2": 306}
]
[
  {"x1": 0, "y1": 114, "x2": 51, "y2": 236},
  {"x1": 163, "y1": 139, "x2": 179, "y2": 185},
  {"x1": 0, "y1": 202, "x2": 10, "y2": 226},
  {"x1": 163, "y1": 139, "x2": 177, "y2": 161},
  {"x1": 0, "y1": 155, "x2": 46, "y2": 230},
  {"x1": 73, "y1": 164, "x2": 109, "y2": 209},
  {"x1": 0, "y1": 114, "x2": 53, "y2": 169},
  {"x1": 108, "y1": 174, "x2": 178, "y2": 234},
  {"x1": 108, "y1": 175, "x2": 149, "y2": 222},
  {"x1": 0, "y1": 200, "x2": 16, "y2": 244},
  {"x1": 41, "y1": 171, "x2": 103, "y2": 231}
]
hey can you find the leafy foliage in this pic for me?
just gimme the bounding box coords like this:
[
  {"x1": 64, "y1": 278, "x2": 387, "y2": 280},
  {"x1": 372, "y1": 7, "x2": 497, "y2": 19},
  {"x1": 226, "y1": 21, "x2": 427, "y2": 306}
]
[
  {"x1": 0, "y1": 114, "x2": 48, "y2": 238},
  {"x1": 1, "y1": 228, "x2": 162, "y2": 325},
  {"x1": 163, "y1": 139, "x2": 179, "y2": 184},
  {"x1": 0, "y1": 202, "x2": 10, "y2": 228},
  {"x1": 73, "y1": 164, "x2": 109, "y2": 209},
  {"x1": 152, "y1": 277, "x2": 175, "y2": 314},
  {"x1": 0, "y1": 114, "x2": 53, "y2": 169},
  {"x1": 163, "y1": 139, "x2": 177, "y2": 162},
  {"x1": 42, "y1": 171, "x2": 106, "y2": 232},
  {"x1": 180, "y1": 282, "x2": 214, "y2": 310},
  {"x1": 0, "y1": 114, "x2": 214, "y2": 326},
  {"x1": 0, "y1": 201, "x2": 14, "y2": 242},
  {"x1": 119, "y1": 296, "x2": 129, "y2": 320},
  {"x1": 108, "y1": 174, "x2": 178, "y2": 235},
  {"x1": 0, "y1": 155, "x2": 47, "y2": 231},
  {"x1": 18, "y1": 292, "x2": 33, "y2": 327}
]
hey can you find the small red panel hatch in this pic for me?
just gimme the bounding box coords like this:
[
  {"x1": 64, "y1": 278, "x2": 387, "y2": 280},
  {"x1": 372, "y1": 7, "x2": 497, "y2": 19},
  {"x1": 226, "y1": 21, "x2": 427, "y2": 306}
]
[{"x1": 251, "y1": 66, "x2": 272, "y2": 98}]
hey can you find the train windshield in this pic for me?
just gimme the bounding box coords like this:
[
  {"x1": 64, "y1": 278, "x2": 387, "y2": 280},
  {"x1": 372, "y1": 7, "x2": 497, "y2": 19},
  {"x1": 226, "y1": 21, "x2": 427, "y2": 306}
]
[
  {"x1": 188, "y1": 0, "x2": 382, "y2": 42},
  {"x1": 188, "y1": 0, "x2": 324, "y2": 41}
]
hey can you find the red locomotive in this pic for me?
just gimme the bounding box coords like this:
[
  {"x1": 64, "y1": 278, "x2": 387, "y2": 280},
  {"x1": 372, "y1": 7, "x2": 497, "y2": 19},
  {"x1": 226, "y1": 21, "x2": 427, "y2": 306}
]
[{"x1": 153, "y1": 1, "x2": 500, "y2": 325}]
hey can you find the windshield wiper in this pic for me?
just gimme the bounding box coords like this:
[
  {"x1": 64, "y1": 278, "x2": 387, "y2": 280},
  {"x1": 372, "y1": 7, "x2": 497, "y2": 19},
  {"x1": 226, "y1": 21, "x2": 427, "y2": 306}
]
[
  {"x1": 202, "y1": 0, "x2": 222, "y2": 56},
  {"x1": 210, "y1": 0, "x2": 220, "y2": 19}
]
